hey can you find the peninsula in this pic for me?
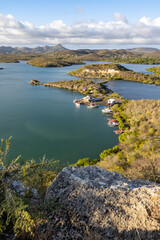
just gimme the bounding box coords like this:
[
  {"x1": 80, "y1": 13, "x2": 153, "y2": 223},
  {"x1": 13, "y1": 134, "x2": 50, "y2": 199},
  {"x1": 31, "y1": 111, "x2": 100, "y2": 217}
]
[
  {"x1": 29, "y1": 79, "x2": 118, "y2": 105},
  {"x1": 69, "y1": 63, "x2": 160, "y2": 85}
]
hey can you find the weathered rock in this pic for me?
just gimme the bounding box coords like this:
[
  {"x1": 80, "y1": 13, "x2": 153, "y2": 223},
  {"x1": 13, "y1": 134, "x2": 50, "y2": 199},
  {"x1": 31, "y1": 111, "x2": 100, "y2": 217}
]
[
  {"x1": 11, "y1": 180, "x2": 38, "y2": 198},
  {"x1": 29, "y1": 79, "x2": 40, "y2": 85},
  {"x1": 46, "y1": 166, "x2": 160, "y2": 240}
]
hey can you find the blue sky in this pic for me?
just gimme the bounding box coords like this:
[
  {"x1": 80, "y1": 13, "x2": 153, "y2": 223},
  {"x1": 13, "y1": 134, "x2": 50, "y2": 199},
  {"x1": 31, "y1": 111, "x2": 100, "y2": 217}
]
[{"x1": 0, "y1": 0, "x2": 160, "y2": 48}]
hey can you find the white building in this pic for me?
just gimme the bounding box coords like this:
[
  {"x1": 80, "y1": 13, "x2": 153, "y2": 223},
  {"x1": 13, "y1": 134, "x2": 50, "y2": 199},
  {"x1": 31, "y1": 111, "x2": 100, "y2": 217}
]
[{"x1": 108, "y1": 98, "x2": 116, "y2": 105}]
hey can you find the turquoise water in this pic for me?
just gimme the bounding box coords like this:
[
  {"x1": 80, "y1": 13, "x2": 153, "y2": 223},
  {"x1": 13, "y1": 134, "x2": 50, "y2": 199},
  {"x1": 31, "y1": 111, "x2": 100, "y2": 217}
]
[{"x1": 0, "y1": 61, "x2": 118, "y2": 164}]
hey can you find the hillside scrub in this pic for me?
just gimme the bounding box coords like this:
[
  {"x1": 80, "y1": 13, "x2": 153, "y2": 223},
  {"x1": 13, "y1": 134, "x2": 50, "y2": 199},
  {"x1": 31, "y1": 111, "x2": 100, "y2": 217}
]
[
  {"x1": 0, "y1": 137, "x2": 62, "y2": 239},
  {"x1": 98, "y1": 100, "x2": 160, "y2": 183}
]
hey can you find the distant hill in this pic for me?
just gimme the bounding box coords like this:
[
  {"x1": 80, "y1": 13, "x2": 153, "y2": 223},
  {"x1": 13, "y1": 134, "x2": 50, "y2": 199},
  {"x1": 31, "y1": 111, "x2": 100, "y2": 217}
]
[
  {"x1": 0, "y1": 45, "x2": 159, "y2": 55},
  {"x1": 0, "y1": 44, "x2": 67, "y2": 53},
  {"x1": 128, "y1": 47, "x2": 160, "y2": 53},
  {"x1": 1, "y1": 45, "x2": 160, "y2": 65}
]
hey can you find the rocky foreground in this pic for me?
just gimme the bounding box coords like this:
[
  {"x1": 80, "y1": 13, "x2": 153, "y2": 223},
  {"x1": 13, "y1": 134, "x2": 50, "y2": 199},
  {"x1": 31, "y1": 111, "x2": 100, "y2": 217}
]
[{"x1": 45, "y1": 166, "x2": 160, "y2": 240}]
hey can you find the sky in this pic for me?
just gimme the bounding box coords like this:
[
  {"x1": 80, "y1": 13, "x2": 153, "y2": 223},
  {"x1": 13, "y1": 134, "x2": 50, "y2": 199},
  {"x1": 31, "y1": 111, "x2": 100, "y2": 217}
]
[{"x1": 0, "y1": 0, "x2": 160, "y2": 49}]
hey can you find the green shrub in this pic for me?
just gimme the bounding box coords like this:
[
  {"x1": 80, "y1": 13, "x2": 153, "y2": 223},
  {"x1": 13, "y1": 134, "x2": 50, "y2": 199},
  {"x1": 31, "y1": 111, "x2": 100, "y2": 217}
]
[
  {"x1": 100, "y1": 145, "x2": 119, "y2": 159},
  {"x1": 0, "y1": 138, "x2": 61, "y2": 238},
  {"x1": 75, "y1": 158, "x2": 100, "y2": 166},
  {"x1": 0, "y1": 137, "x2": 34, "y2": 238}
]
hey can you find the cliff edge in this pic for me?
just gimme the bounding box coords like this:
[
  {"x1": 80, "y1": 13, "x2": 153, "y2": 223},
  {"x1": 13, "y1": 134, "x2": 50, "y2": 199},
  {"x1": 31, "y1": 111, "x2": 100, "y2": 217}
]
[{"x1": 46, "y1": 166, "x2": 160, "y2": 240}]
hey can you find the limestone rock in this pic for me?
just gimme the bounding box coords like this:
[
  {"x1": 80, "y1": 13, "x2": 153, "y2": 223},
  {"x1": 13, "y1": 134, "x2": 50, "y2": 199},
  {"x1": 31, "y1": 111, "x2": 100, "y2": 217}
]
[{"x1": 46, "y1": 166, "x2": 160, "y2": 240}]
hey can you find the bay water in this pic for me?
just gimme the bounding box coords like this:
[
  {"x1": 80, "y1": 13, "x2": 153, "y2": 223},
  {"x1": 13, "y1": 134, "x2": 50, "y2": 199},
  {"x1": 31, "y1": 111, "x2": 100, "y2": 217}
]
[
  {"x1": 0, "y1": 61, "x2": 117, "y2": 164},
  {"x1": 1, "y1": 61, "x2": 159, "y2": 164}
]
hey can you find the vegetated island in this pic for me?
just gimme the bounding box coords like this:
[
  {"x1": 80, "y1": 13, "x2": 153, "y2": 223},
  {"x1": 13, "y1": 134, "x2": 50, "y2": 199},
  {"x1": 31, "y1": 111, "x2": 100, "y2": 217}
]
[
  {"x1": 69, "y1": 63, "x2": 160, "y2": 85},
  {"x1": 27, "y1": 55, "x2": 84, "y2": 67}
]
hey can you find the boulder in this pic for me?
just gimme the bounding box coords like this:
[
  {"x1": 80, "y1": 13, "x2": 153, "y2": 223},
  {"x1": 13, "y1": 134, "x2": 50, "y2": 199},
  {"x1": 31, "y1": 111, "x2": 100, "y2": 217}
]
[{"x1": 46, "y1": 166, "x2": 160, "y2": 240}]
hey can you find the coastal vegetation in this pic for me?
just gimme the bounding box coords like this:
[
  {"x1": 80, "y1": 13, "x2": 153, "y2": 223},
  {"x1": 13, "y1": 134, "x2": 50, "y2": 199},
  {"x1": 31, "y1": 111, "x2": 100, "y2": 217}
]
[{"x1": 69, "y1": 63, "x2": 160, "y2": 85}]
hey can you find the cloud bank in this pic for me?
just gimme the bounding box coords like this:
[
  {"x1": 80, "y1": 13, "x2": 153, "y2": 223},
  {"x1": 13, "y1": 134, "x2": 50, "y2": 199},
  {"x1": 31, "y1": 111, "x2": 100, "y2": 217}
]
[{"x1": 0, "y1": 13, "x2": 160, "y2": 46}]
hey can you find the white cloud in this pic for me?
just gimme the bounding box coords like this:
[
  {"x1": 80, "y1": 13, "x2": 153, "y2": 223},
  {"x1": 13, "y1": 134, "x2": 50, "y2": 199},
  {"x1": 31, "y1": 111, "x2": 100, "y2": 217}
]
[
  {"x1": 0, "y1": 13, "x2": 160, "y2": 46},
  {"x1": 114, "y1": 13, "x2": 128, "y2": 23}
]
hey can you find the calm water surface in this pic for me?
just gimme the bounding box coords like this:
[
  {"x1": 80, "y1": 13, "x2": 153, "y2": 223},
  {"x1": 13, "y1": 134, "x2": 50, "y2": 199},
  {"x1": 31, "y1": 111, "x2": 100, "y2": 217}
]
[
  {"x1": 107, "y1": 63, "x2": 160, "y2": 100},
  {"x1": 1, "y1": 62, "x2": 159, "y2": 163},
  {"x1": 0, "y1": 61, "x2": 117, "y2": 164}
]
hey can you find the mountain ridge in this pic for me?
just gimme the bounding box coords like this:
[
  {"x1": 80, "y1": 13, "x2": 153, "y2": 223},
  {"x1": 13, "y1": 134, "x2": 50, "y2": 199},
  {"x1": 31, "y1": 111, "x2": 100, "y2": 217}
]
[
  {"x1": 0, "y1": 45, "x2": 160, "y2": 54},
  {"x1": 0, "y1": 44, "x2": 67, "y2": 53}
]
